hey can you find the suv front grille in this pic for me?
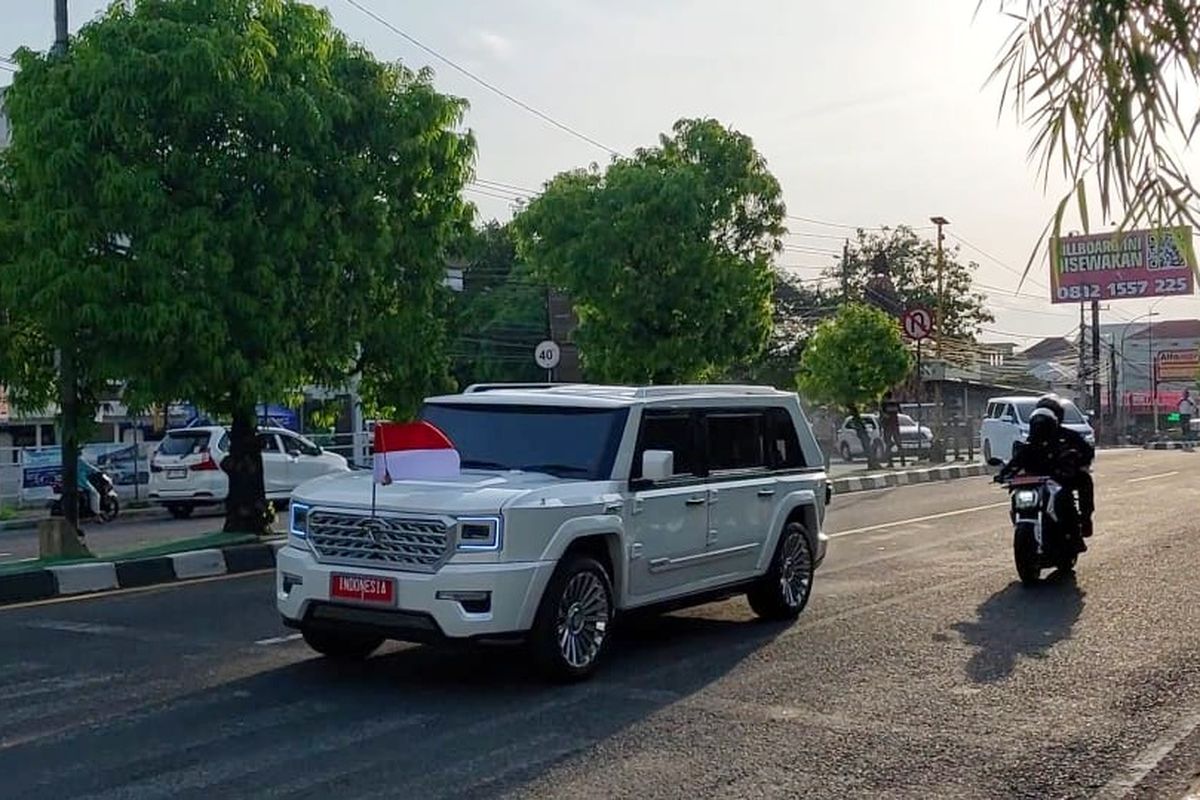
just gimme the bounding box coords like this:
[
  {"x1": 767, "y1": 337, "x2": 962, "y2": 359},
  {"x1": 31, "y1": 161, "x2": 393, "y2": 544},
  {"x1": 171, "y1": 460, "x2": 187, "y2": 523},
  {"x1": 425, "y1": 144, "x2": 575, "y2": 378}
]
[{"x1": 307, "y1": 510, "x2": 455, "y2": 572}]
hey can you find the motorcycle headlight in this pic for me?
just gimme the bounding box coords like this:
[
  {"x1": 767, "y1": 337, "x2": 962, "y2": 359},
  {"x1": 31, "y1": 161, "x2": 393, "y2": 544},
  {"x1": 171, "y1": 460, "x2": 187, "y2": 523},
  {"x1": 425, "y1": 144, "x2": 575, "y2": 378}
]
[{"x1": 1013, "y1": 489, "x2": 1040, "y2": 510}]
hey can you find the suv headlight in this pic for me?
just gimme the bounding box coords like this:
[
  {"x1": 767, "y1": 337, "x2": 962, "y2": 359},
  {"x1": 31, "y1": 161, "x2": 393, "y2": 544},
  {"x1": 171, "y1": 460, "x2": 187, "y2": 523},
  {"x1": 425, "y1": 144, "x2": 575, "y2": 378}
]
[
  {"x1": 457, "y1": 516, "x2": 502, "y2": 551},
  {"x1": 289, "y1": 503, "x2": 310, "y2": 538},
  {"x1": 1013, "y1": 489, "x2": 1040, "y2": 510}
]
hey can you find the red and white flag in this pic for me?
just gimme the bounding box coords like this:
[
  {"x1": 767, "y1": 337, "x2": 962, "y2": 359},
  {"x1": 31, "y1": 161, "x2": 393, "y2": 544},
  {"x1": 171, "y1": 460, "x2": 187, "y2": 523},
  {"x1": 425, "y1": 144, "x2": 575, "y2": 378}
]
[{"x1": 372, "y1": 421, "x2": 460, "y2": 484}]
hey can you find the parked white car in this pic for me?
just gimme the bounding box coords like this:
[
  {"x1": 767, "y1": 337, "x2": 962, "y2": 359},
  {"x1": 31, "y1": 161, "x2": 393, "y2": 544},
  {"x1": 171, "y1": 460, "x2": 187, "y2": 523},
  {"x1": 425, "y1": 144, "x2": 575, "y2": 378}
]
[
  {"x1": 278, "y1": 383, "x2": 831, "y2": 681},
  {"x1": 980, "y1": 396, "x2": 1095, "y2": 462},
  {"x1": 836, "y1": 413, "x2": 933, "y2": 462},
  {"x1": 149, "y1": 425, "x2": 349, "y2": 518}
]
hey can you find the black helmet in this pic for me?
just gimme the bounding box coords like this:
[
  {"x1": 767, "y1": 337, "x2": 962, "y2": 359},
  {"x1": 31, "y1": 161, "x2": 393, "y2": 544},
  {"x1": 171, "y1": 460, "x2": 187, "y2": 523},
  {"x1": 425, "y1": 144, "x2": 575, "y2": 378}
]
[
  {"x1": 1035, "y1": 394, "x2": 1066, "y2": 424},
  {"x1": 1028, "y1": 407, "x2": 1059, "y2": 444}
]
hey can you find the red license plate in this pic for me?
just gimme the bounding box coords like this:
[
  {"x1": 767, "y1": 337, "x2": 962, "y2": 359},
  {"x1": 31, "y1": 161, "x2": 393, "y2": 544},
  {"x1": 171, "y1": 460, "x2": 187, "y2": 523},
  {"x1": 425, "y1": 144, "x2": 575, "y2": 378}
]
[{"x1": 330, "y1": 574, "x2": 395, "y2": 605}]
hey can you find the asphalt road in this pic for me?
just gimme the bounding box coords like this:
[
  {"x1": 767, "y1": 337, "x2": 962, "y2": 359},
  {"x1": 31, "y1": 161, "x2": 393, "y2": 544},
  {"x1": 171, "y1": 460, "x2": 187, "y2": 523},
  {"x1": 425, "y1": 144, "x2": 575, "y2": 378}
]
[
  {"x1": 0, "y1": 507, "x2": 272, "y2": 564},
  {"x1": 2, "y1": 449, "x2": 1199, "y2": 799}
]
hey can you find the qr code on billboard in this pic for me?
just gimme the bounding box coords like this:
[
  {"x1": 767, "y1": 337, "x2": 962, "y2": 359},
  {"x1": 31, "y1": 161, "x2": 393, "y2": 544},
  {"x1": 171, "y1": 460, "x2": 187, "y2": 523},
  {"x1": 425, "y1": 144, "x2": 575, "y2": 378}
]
[{"x1": 1147, "y1": 232, "x2": 1188, "y2": 270}]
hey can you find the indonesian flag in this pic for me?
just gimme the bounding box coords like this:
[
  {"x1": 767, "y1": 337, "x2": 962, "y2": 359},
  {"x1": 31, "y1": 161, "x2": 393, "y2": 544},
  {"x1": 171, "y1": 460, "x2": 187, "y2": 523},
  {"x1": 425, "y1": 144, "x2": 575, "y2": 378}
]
[{"x1": 373, "y1": 421, "x2": 460, "y2": 484}]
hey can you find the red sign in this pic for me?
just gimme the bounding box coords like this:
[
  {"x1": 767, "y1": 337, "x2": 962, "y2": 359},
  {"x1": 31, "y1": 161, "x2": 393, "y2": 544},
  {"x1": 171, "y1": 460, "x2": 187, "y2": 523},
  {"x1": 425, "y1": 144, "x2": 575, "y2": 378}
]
[
  {"x1": 1049, "y1": 227, "x2": 1197, "y2": 304},
  {"x1": 330, "y1": 574, "x2": 396, "y2": 605},
  {"x1": 1124, "y1": 390, "x2": 1187, "y2": 412},
  {"x1": 902, "y1": 307, "x2": 933, "y2": 341}
]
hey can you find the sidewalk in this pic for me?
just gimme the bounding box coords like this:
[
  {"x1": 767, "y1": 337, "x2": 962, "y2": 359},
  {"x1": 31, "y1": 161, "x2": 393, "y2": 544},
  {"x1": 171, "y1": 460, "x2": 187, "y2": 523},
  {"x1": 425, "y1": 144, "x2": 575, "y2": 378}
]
[{"x1": 0, "y1": 504, "x2": 166, "y2": 534}]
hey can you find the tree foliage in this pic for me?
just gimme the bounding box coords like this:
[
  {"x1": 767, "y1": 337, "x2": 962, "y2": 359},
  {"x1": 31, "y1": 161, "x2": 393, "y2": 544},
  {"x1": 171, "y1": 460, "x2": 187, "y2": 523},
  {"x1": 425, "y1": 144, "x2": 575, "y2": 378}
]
[
  {"x1": 725, "y1": 270, "x2": 838, "y2": 387},
  {"x1": 988, "y1": 0, "x2": 1200, "y2": 276},
  {"x1": 1, "y1": 0, "x2": 474, "y2": 532},
  {"x1": 827, "y1": 226, "x2": 993, "y2": 340},
  {"x1": 798, "y1": 304, "x2": 912, "y2": 467},
  {"x1": 450, "y1": 222, "x2": 548, "y2": 386},
  {"x1": 514, "y1": 118, "x2": 784, "y2": 384}
]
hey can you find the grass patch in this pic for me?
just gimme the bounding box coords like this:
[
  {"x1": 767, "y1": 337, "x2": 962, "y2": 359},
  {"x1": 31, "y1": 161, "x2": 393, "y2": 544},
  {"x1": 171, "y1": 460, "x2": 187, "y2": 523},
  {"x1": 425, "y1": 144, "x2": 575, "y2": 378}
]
[
  {"x1": 0, "y1": 531, "x2": 261, "y2": 576},
  {"x1": 0, "y1": 505, "x2": 18, "y2": 521}
]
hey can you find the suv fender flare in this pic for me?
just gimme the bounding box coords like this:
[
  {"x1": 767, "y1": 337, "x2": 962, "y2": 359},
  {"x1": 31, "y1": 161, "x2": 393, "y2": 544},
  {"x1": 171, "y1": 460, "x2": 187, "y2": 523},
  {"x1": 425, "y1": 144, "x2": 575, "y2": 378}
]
[
  {"x1": 759, "y1": 490, "x2": 820, "y2": 573},
  {"x1": 515, "y1": 515, "x2": 625, "y2": 629}
]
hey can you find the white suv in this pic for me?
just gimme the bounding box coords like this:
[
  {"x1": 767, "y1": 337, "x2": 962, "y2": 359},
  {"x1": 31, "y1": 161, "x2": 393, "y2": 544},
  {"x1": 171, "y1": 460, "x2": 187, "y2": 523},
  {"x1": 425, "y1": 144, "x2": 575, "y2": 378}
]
[
  {"x1": 149, "y1": 425, "x2": 349, "y2": 518},
  {"x1": 980, "y1": 395, "x2": 1095, "y2": 462},
  {"x1": 278, "y1": 384, "x2": 831, "y2": 681}
]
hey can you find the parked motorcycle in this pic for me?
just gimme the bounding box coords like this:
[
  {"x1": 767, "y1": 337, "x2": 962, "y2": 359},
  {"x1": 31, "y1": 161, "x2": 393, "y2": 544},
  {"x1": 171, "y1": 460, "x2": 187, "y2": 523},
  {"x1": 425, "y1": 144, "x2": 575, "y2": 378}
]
[
  {"x1": 49, "y1": 467, "x2": 120, "y2": 524},
  {"x1": 988, "y1": 452, "x2": 1083, "y2": 585}
]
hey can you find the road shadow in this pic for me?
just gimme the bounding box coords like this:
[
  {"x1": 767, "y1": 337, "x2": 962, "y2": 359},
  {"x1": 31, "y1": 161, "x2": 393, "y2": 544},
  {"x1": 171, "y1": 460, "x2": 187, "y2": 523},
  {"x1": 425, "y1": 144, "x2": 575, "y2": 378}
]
[
  {"x1": 1, "y1": 603, "x2": 790, "y2": 798},
  {"x1": 951, "y1": 571, "x2": 1086, "y2": 683}
]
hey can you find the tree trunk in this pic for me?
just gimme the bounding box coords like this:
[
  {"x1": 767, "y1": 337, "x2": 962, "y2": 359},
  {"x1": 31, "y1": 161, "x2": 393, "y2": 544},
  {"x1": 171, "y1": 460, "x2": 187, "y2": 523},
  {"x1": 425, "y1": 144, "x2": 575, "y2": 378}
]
[
  {"x1": 222, "y1": 404, "x2": 272, "y2": 535},
  {"x1": 848, "y1": 404, "x2": 881, "y2": 470},
  {"x1": 60, "y1": 349, "x2": 80, "y2": 533}
]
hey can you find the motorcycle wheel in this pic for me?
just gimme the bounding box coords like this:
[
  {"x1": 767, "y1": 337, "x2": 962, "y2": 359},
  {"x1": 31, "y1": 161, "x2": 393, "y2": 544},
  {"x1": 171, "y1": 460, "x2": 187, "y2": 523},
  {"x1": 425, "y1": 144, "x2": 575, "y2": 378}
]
[
  {"x1": 1013, "y1": 525, "x2": 1041, "y2": 586},
  {"x1": 98, "y1": 497, "x2": 119, "y2": 524}
]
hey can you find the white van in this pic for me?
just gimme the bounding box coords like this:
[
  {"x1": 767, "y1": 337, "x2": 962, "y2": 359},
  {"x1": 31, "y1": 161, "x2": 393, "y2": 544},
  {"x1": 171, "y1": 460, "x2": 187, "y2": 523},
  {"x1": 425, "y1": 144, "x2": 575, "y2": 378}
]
[{"x1": 980, "y1": 396, "x2": 1095, "y2": 462}]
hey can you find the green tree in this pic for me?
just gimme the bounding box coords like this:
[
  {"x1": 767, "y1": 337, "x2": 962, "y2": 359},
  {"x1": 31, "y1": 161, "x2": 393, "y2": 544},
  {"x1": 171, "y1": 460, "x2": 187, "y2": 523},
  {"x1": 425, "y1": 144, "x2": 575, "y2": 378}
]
[
  {"x1": 0, "y1": 0, "x2": 474, "y2": 533},
  {"x1": 828, "y1": 226, "x2": 993, "y2": 340},
  {"x1": 726, "y1": 270, "x2": 838, "y2": 387},
  {"x1": 798, "y1": 304, "x2": 912, "y2": 469},
  {"x1": 989, "y1": 1, "x2": 1200, "y2": 274},
  {"x1": 450, "y1": 222, "x2": 548, "y2": 386},
  {"x1": 514, "y1": 118, "x2": 784, "y2": 384}
]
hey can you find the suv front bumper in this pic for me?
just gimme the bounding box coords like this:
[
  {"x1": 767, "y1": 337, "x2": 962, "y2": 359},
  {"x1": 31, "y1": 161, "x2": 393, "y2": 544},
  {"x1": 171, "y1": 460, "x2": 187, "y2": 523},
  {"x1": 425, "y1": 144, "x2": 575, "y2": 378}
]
[{"x1": 276, "y1": 545, "x2": 557, "y2": 641}]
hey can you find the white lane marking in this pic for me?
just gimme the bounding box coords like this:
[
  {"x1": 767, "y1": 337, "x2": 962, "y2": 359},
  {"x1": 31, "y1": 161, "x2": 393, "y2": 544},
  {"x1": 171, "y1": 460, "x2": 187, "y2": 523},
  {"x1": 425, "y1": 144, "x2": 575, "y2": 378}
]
[
  {"x1": 1093, "y1": 706, "x2": 1200, "y2": 799},
  {"x1": 1126, "y1": 470, "x2": 1179, "y2": 483},
  {"x1": 829, "y1": 502, "x2": 1008, "y2": 538},
  {"x1": 0, "y1": 553, "x2": 11, "y2": 558},
  {"x1": 254, "y1": 632, "x2": 302, "y2": 646}
]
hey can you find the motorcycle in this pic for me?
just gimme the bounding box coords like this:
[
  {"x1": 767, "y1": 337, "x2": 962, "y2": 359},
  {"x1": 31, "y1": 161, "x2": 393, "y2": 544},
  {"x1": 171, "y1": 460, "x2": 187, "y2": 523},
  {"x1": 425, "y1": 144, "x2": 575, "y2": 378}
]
[
  {"x1": 988, "y1": 450, "x2": 1084, "y2": 585},
  {"x1": 49, "y1": 466, "x2": 120, "y2": 524}
]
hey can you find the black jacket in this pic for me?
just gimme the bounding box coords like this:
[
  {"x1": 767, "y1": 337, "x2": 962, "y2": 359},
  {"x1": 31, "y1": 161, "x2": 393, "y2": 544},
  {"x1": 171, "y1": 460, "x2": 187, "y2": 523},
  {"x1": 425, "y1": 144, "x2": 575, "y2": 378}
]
[
  {"x1": 1057, "y1": 427, "x2": 1094, "y2": 466},
  {"x1": 1000, "y1": 434, "x2": 1088, "y2": 481}
]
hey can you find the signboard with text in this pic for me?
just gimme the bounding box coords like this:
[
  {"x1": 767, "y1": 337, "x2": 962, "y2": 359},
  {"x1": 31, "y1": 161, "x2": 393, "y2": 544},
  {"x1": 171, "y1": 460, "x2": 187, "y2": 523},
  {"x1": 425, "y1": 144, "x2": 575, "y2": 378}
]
[
  {"x1": 1156, "y1": 350, "x2": 1200, "y2": 382},
  {"x1": 1049, "y1": 227, "x2": 1198, "y2": 304}
]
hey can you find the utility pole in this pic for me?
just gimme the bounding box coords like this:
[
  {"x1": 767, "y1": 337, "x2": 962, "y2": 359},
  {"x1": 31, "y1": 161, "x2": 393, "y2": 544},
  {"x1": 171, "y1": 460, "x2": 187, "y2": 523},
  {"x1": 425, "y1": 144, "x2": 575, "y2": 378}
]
[
  {"x1": 841, "y1": 239, "x2": 850, "y2": 304},
  {"x1": 52, "y1": 0, "x2": 82, "y2": 535},
  {"x1": 1078, "y1": 303, "x2": 1086, "y2": 408},
  {"x1": 930, "y1": 216, "x2": 949, "y2": 448},
  {"x1": 1091, "y1": 299, "x2": 1101, "y2": 428}
]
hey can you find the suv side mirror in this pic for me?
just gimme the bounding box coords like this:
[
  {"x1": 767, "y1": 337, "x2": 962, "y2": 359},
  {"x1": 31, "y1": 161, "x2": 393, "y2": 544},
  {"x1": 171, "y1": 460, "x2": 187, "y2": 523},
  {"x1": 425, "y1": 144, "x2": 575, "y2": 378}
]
[{"x1": 641, "y1": 450, "x2": 674, "y2": 483}]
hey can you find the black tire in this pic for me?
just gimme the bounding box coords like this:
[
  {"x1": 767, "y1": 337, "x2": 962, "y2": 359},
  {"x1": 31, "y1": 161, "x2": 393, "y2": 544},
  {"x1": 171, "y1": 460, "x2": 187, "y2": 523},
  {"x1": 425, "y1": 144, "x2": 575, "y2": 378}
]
[
  {"x1": 97, "y1": 496, "x2": 119, "y2": 524},
  {"x1": 301, "y1": 627, "x2": 383, "y2": 661},
  {"x1": 166, "y1": 504, "x2": 194, "y2": 520},
  {"x1": 840, "y1": 442, "x2": 853, "y2": 463},
  {"x1": 530, "y1": 553, "x2": 614, "y2": 682},
  {"x1": 748, "y1": 522, "x2": 816, "y2": 621},
  {"x1": 1014, "y1": 525, "x2": 1041, "y2": 586},
  {"x1": 983, "y1": 440, "x2": 992, "y2": 462}
]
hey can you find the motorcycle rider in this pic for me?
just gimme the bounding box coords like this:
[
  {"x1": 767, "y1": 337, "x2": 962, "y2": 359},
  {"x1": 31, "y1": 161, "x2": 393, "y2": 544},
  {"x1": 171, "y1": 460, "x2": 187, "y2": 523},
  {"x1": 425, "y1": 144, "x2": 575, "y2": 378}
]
[
  {"x1": 1034, "y1": 394, "x2": 1095, "y2": 539},
  {"x1": 997, "y1": 407, "x2": 1088, "y2": 552}
]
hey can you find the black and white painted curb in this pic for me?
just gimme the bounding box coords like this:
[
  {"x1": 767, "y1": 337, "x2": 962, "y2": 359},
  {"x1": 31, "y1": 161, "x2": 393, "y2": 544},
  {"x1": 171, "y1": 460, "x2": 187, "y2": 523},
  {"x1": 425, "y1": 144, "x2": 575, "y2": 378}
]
[
  {"x1": 1144, "y1": 441, "x2": 1196, "y2": 451},
  {"x1": 831, "y1": 463, "x2": 989, "y2": 495},
  {"x1": 0, "y1": 539, "x2": 284, "y2": 607}
]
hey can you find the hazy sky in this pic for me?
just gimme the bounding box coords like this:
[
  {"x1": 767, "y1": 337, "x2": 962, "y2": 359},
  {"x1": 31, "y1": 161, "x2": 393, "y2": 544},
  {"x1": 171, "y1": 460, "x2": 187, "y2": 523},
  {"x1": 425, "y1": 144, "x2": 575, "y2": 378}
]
[{"x1": 3, "y1": 0, "x2": 1198, "y2": 345}]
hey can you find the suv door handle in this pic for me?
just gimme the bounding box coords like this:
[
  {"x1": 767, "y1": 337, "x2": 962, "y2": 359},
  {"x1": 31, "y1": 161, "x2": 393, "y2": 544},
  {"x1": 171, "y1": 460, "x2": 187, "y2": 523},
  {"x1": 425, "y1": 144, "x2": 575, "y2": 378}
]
[
  {"x1": 685, "y1": 496, "x2": 707, "y2": 506},
  {"x1": 757, "y1": 488, "x2": 776, "y2": 498}
]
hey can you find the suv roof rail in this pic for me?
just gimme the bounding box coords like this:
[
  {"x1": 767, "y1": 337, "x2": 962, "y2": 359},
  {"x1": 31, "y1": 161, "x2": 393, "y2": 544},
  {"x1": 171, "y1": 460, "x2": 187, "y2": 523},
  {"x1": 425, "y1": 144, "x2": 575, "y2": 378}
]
[
  {"x1": 633, "y1": 385, "x2": 781, "y2": 398},
  {"x1": 463, "y1": 383, "x2": 565, "y2": 394}
]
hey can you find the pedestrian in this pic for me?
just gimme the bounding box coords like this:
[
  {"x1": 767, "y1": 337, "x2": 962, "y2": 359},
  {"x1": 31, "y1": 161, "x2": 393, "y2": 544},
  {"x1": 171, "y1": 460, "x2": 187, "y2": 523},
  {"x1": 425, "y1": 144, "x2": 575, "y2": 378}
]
[
  {"x1": 1179, "y1": 390, "x2": 1197, "y2": 441},
  {"x1": 879, "y1": 391, "x2": 902, "y2": 466}
]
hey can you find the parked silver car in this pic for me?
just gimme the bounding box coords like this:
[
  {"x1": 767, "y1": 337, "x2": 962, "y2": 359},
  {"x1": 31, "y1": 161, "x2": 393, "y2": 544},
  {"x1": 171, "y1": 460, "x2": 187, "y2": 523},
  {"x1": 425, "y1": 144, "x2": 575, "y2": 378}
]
[{"x1": 836, "y1": 413, "x2": 933, "y2": 462}]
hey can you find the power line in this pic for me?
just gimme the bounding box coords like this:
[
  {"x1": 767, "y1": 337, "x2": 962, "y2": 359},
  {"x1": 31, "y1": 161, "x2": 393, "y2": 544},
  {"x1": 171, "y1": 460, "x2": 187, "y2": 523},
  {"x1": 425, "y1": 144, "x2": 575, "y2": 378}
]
[
  {"x1": 0, "y1": 62, "x2": 16, "y2": 73},
  {"x1": 341, "y1": 0, "x2": 621, "y2": 157}
]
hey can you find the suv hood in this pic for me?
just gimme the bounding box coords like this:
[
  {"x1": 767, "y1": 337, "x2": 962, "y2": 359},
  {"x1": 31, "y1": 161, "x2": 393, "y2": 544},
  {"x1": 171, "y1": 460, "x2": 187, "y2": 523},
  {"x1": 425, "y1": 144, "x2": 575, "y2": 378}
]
[{"x1": 293, "y1": 469, "x2": 565, "y2": 514}]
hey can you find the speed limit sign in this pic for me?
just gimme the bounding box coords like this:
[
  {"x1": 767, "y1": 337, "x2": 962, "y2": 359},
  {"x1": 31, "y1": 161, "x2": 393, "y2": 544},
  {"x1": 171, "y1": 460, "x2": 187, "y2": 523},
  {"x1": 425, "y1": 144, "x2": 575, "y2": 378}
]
[{"x1": 534, "y1": 340, "x2": 561, "y2": 371}]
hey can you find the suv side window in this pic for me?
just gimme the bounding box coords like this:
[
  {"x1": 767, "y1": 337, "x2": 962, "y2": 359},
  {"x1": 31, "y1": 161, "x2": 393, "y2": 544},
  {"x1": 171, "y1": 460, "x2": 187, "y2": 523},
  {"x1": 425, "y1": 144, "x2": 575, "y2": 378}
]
[
  {"x1": 633, "y1": 412, "x2": 699, "y2": 479},
  {"x1": 706, "y1": 412, "x2": 766, "y2": 472},
  {"x1": 766, "y1": 407, "x2": 806, "y2": 469},
  {"x1": 281, "y1": 434, "x2": 321, "y2": 457}
]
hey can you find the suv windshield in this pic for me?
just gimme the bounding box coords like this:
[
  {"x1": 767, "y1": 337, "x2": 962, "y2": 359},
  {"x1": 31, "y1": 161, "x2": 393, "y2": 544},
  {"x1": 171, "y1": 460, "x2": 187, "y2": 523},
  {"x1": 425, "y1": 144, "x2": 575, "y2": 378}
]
[
  {"x1": 158, "y1": 431, "x2": 212, "y2": 456},
  {"x1": 1012, "y1": 400, "x2": 1086, "y2": 424},
  {"x1": 420, "y1": 403, "x2": 630, "y2": 480}
]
